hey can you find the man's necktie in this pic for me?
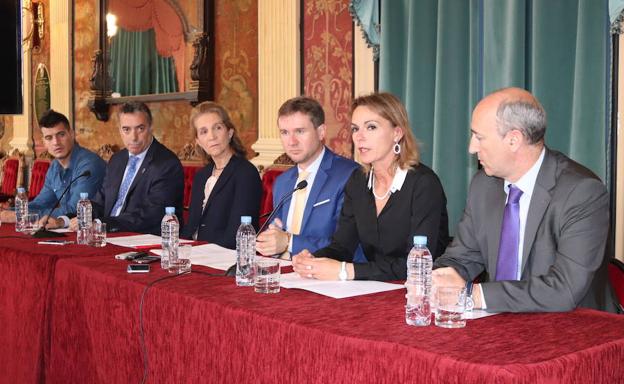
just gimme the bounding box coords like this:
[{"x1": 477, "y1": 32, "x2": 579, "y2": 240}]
[
  {"x1": 495, "y1": 185, "x2": 523, "y2": 281},
  {"x1": 289, "y1": 171, "x2": 309, "y2": 235},
  {"x1": 111, "y1": 156, "x2": 140, "y2": 216}
]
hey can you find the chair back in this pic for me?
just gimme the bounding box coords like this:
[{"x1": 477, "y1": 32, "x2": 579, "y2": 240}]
[
  {"x1": 608, "y1": 258, "x2": 624, "y2": 313},
  {"x1": 259, "y1": 167, "x2": 289, "y2": 228},
  {"x1": 28, "y1": 160, "x2": 51, "y2": 199},
  {"x1": 182, "y1": 164, "x2": 202, "y2": 209},
  {"x1": 1, "y1": 158, "x2": 19, "y2": 196}
]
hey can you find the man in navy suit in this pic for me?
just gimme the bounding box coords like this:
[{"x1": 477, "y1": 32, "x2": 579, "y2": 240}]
[
  {"x1": 70, "y1": 102, "x2": 184, "y2": 234},
  {"x1": 256, "y1": 96, "x2": 359, "y2": 258}
]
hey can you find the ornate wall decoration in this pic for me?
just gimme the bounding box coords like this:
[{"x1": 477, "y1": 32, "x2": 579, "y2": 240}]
[
  {"x1": 214, "y1": 0, "x2": 258, "y2": 157},
  {"x1": 30, "y1": 0, "x2": 50, "y2": 156},
  {"x1": 73, "y1": 0, "x2": 258, "y2": 158},
  {"x1": 303, "y1": 0, "x2": 354, "y2": 158}
]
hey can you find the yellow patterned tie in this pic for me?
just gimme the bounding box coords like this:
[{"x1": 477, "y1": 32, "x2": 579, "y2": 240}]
[{"x1": 289, "y1": 170, "x2": 309, "y2": 235}]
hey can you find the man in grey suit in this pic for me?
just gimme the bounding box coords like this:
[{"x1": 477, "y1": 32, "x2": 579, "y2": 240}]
[{"x1": 432, "y1": 87, "x2": 617, "y2": 313}]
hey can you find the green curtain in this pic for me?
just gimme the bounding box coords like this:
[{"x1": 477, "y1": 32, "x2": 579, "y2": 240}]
[
  {"x1": 109, "y1": 28, "x2": 179, "y2": 96},
  {"x1": 380, "y1": 0, "x2": 609, "y2": 233}
]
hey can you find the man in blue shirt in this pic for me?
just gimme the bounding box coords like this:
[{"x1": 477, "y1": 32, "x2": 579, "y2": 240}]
[{"x1": 0, "y1": 109, "x2": 106, "y2": 228}]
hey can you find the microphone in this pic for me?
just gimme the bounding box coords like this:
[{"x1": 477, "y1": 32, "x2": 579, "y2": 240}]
[
  {"x1": 224, "y1": 179, "x2": 308, "y2": 277},
  {"x1": 32, "y1": 170, "x2": 91, "y2": 238},
  {"x1": 257, "y1": 179, "x2": 307, "y2": 234}
]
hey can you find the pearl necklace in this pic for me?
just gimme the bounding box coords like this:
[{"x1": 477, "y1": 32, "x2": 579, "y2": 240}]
[{"x1": 371, "y1": 175, "x2": 392, "y2": 200}]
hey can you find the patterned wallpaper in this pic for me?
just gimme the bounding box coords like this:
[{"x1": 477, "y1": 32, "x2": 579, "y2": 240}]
[
  {"x1": 31, "y1": 0, "x2": 50, "y2": 156},
  {"x1": 214, "y1": 0, "x2": 258, "y2": 157},
  {"x1": 72, "y1": 0, "x2": 258, "y2": 160},
  {"x1": 19, "y1": 0, "x2": 352, "y2": 163},
  {"x1": 303, "y1": 0, "x2": 354, "y2": 159}
]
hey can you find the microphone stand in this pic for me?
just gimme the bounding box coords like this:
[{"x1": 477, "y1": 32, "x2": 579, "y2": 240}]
[
  {"x1": 32, "y1": 171, "x2": 91, "y2": 238},
  {"x1": 224, "y1": 180, "x2": 308, "y2": 276}
]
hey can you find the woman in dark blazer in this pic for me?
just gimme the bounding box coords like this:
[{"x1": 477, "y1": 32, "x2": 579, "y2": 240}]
[
  {"x1": 292, "y1": 93, "x2": 450, "y2": 281},
  {"x1": 181, "y1": 102, "x2": 262, "y2": 249}
]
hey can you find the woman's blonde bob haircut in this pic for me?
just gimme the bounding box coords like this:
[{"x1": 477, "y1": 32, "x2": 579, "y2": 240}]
[
  {"x1": 350, "y1": 92, "x2": 420, "y2": 172},
  {"x1": 189, "y1": 101, "x2": 247, "y2": 164}
]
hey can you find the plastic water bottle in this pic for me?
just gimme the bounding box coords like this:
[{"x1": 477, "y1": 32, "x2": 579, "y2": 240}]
[
  {"x1": 14, "y1": 187, "x2": 28, "y2": 232},
  {"x1": 236, "y1": 216, "x2": 256, "y2": 286},
  {"x1": 76, "y1": 192, "x2": 92, "y2": 244},
  {"x1": 405, "y1": 235, "x2": 433, "y2": 326},
  {"x1": 160, "y1": 207, "x2": 179, "y2": 270}
]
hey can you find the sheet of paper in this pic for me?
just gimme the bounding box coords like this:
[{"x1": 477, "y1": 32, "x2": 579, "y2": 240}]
[
  {"x1": 464, "y1": 309, "x2": 500, "y2": 320},
  {"x1": 150, "y1": 243, "x2": 291, "y2": 270},
  {"x1": 279, "y1": 272, "x2": 404, "y2": 299},
  {"x1": 106, "y1": 234, "x2": 193, "y2": 249},
  {"x1": 50, "y1": 228, "x2": 72, "y2": 233}
]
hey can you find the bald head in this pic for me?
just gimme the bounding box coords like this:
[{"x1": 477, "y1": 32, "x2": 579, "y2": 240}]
[
  {"x1": 474, "y1": 87, "x2": 547, "y2": 145},
  {"x1": 469, "y1": 88, "x2": 546, "y2": 181}
]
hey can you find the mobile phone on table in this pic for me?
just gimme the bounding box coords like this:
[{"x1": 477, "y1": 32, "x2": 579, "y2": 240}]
[
  {"x1": 115, "y1": 251, "x2": 147, "y2": 261},
  {"x1": 127, "y1": 264, "x2": 150, "y2": 273},
  {"x1": 134, "y1": 255, "x2": 160, "y2": 264}
]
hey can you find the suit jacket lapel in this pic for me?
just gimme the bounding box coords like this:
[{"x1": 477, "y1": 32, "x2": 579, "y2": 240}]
[
  {"x1": 280, "y1": 169, "x2": 298, "y2": 226},
  {"x1": 485, "y1": 178, "x2": 506, "y2": 278},
  {"x1": 106, "y1": 150, "x2": 129, "y2": 215},
  {"x1": 300, "y1": 152, "x2": 331, "y2": 231},
  {"x1": 521, "y1": 149, "x2": 555, "y2": 275},
  {"x1": 126, "y1": 140, "x2": 157, "y2": 197},
  {"x1": 202, "y1": 157, "x2": 238, "y2": 216}
]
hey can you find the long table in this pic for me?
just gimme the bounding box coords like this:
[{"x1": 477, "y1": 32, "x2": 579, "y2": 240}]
[
  {"x1": 46, "y1": 253, "x2": 624, "y2": 383},
  {"x1": 2, "y1": 228, "x2": 624, "y2": 383},
  {"x1": 0, "y1": 226, "x2": 123, "y2": 384}
]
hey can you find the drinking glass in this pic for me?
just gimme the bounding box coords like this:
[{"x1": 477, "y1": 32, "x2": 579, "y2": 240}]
[
  {"x1": 254, "y1": 259, "x2": 280, "y2": 294},
  {"x1": 434, "y1": 287, "x2": 467, "y2": 328},
  {"x1": 169, "y1": 244, "x2": 192, "y2": 274},
  {"x1": 89, "y1": 221, "x2": 107, "y2": 247},
  {"x1": 22, "y1": 213, "x2": 40, "y2": 235}
]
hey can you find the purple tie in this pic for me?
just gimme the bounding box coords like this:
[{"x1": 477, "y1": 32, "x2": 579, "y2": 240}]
[{"x1": 496, "y1": 185, "x2": 523, "y2": 281}]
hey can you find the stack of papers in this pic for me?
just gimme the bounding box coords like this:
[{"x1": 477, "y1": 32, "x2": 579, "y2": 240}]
[
  {"x1": 107, "y1": 234, "x2": 193, "y2": 249},
  {"x1": 150, "y1": 243, "x2": 292, "y2": 271},
  {"x1": 280, "y1": 272, "x2": 404, "y2": 299}
]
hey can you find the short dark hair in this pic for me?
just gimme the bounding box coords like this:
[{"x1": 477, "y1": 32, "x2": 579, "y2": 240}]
[
  {"x1": 277, "y1": 96, "x2": 325, "y2": 128},
  {"x1": 38, "y1": 109, "x2": 70, "y2": 130},
  {"x1": 118, "y1": 102, "x2": 153, "y2": 126}
]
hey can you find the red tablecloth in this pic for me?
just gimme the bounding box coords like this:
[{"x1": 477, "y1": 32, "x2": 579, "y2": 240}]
[
  {"x1": 0, "y1": 227, "x2": 141, "y2": 384},
  {"x1": 45, "y1": 254, "x2": 624, "y2": 383}
]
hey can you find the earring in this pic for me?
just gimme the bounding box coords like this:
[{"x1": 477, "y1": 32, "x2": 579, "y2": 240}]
[{"x1": 393, "y1": 140, "x2": 401, "y2": 155}]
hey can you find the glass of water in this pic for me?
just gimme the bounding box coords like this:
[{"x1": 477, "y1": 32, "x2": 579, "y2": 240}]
[
  {"x1": 254, "y1": 259, "x2": 281, "y2": 294},
  {"x1": 169, "y1": 244, "x2": 192, "y2": 274},
  {"x1": 89, "y1": 221, "x2": 106, "y2": 247},
  {"x1": 22, "y1": 213, "x2": 40, "y2": 235},
  {"x1": 434, "y1": 286, "x2": 467, "y2": 328}
]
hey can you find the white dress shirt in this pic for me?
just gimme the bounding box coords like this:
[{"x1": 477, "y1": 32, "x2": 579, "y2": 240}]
[{"x1": 285, "y1": 147, "x2": 325, "y2": 251}]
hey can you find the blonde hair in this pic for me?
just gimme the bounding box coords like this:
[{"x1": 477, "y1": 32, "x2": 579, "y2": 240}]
[
  {"x1": 350, "y1": 92, "x2": 420, "y2": 173},
  {"x1": 190, "y1": 101, "x2": 247, "y2": 164}
]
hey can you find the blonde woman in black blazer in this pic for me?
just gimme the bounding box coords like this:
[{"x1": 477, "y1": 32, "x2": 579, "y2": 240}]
[
  {"x1": 180, "y1": 102, "x2": 261, "y2": 249},
  {"x1": 292, "y1": 93, "x2": 450, "y2": 281}
]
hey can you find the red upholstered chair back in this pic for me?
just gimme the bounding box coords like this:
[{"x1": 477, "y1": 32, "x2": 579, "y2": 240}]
[
  {"x1": 259, "y1": 167, "x2": 289, "y2": 227},
  {"x1": 608, "y1": 258, "x2": 624, "y2": 312},
  {"x1": 1, "y1": 158, "x2": 19, "y2": 196},
  {"x1": 28, "y1": 160, "x2": 51, "y2": 199},
  {"x1": 183, "y1": 165, "x2": 202, "y2": 209}
]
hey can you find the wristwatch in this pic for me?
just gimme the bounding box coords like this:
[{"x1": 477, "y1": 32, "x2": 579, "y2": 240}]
[
  {"x1": 465, "y1": 281, "x2": 475, "y2": 311},
  {"x1": 338, "y1": 261, "x2": 348, "y2": 281}
]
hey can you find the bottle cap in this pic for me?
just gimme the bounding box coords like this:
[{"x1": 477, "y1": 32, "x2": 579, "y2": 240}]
[
  {"x1": 17, "y1": 187, "x2": 25, "y2": 193},
  {"x1": 240, "y1": 216, "x2": 252, "y2": 224},
  {"x1": 413, "y1": 235, "x2": 427, "y2": 246},
  {"x1": 165, "y1": 207, "x2": 175, "y2": 215},
  {"x1": 80, "y1": 192, "x2": 89, "y2": 199}
]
